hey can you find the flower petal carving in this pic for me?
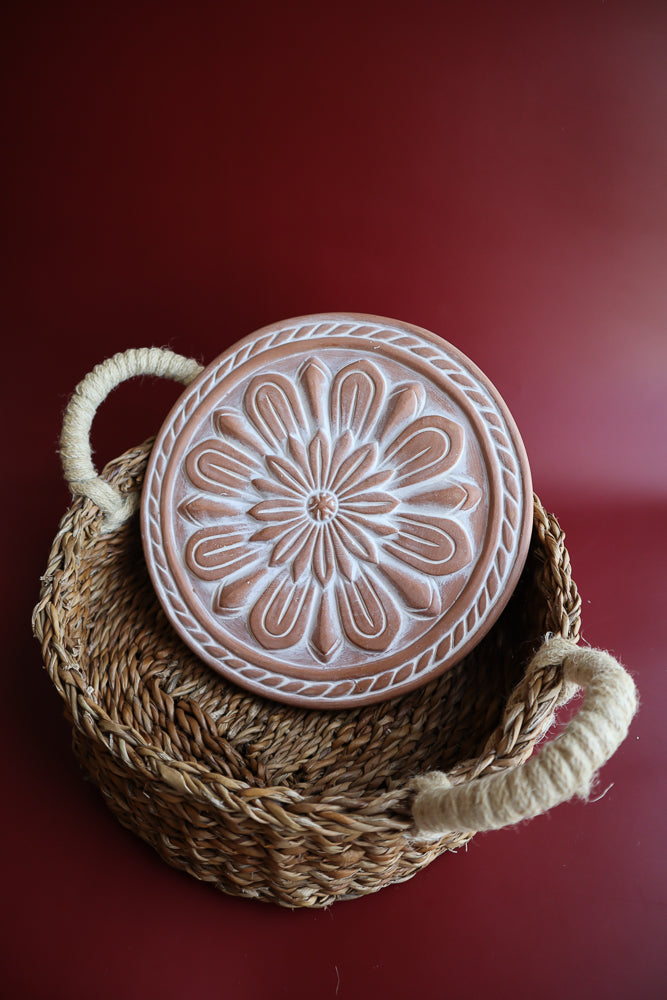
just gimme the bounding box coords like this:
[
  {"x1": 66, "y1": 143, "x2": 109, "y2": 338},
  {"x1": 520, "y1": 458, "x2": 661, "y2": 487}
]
[
  {"x1": 329, "y1": 441, "x2": 379, "y2": 494},
  {"x1": 378, "y1": 382, "x2": 426, "y2": 444},
  {"x1": 249, "y1": 519, "x2": 303, "y2": 543},
  {"x1": 384, "y1": 514, "x2": 472, "y2": 576},
  {"x1": 244, "y1": 373, "x2": 308, "y2": 447},
  {"x1": 251, "y1": 476, "x2": 301, "y2": 499},
  {"x1": 335, "y1": 572, "x2": 400, "y2": 651},
  {"x1": 265, "y1": 454, "x2": 312, "y2": 494},
  {"x1": 409, "y1": 481, "x2": 483, "y2": 512},
  {"x1": 458, "y1": 481, "x2": 482, "y2": 511},
  {"x1": 309, "y1": 587, "x2": 341, "y2": 662},
  {"x1": 339, "y1": 492, "x2": 398, "y2": 516},
  {"x1": 308, "y1": 430, "x2": 330, "y2": 489},
  {"x1": 299, "y1": 358, "x2": 330, "y2": 428},
  {"x1": 269, "y1": 521, "x2": 314, "y2": 569},
  {"x1": 329, "y1": 526, "x2": 357, "y2": 580},
  {"x1": 248, "y1": 499, "x2": 305, "y2": 522},
  {"x1": 312, "y1": 526, "x2": 335, "y2": 586},
  {"x1": 330, "y1": 360, "x2": 386, "y2": 439},
  {"x1": 324, "y1": 430, "x2": 353, "y2": 489},
  {"x1": 213, "y1": 407, "x2": 265, "y2": 453},
  {"x1": 340, "y1": 510, "x2": 398, "y2": 537},
  {"x1": 338, "y1": 468, "x2": 394, "y2": 498},
  {"x1": 291, "y1": 525, "x2": 319, "y2": 581},
  {"x1": 287, "y1": 435, "x2": 313, "y2": 483},
  {"x1": 332, "y1": 516, "x2": 379, "y2": 564},
  {"x1": 249, "y1": 575, "x2": 315, "y2": 650},
  {"x1": 214, "y1": 567, "x2": 265, "y2": 612},
  {"x1": 178, "y1": 496, "x2": 242, "y2": 523},
  {"x1": 383, "y1": 415, "x2": 464, "y2": 489},
  {"x1": 185, "y1": 525, "x2": 256, "y2": 581},
  {"x1": 380, "y1": 562, "x2": 442, "y2": 618},
  {"x1": 185, "y1": 439, "x2": 257, "y2": 495}
]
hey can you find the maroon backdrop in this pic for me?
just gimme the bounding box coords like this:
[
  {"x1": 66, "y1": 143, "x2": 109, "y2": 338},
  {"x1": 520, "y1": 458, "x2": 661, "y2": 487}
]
[{"x1": 3, "y1": 3, "x2": 665, "y2": 998}]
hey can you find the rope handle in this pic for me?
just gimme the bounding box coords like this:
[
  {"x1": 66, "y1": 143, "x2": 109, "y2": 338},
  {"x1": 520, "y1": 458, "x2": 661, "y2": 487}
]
[
  {"x1": 60, "y1": 347, "x2": 203, "y2": 531},
  {"x1": 411, "y1": 636, "x2": 637, "y2": 838}
]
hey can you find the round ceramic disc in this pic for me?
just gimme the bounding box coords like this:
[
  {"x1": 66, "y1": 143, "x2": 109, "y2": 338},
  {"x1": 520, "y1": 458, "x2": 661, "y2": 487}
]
[{"x1": 141, "y1": 314, "x2": 533, "y2": 708}]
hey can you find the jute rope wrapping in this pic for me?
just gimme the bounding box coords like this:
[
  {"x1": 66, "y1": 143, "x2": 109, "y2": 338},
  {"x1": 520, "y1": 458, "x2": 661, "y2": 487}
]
[
  {"x1": 60, "y1": 348, "x2": 203, "y2": 531},
  {"x1": 412, "y1": 638, "x2": 637, "y2": 838},
  {"x1": 32, "y1": 347, "x2": 637, "y2": 907}
]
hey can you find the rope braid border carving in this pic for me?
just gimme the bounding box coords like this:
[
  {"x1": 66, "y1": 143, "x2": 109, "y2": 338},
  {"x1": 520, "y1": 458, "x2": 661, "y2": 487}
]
[{"x1": 144, "y1": 320, "x2": 523, "y2": 702}]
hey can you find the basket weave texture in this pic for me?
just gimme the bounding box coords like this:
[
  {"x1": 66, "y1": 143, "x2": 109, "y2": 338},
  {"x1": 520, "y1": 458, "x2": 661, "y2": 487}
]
[{"x1": 33, "y1": 440, "x2": 581, "y2": 908}]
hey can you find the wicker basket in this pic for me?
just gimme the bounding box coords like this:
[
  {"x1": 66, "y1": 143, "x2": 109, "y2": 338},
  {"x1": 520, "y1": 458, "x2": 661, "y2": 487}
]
[{"x1": 32, "y1": 350, "x2": 636, "y2": 908}]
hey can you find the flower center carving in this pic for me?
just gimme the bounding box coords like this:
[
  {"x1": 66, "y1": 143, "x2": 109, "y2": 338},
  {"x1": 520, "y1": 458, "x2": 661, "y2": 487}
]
[
  {"x1": 179, "y1": 355, "x2": 482, "y2": 664},
  {"x1": 307, "y1": 491, "x2": 338, "y2": 522}
]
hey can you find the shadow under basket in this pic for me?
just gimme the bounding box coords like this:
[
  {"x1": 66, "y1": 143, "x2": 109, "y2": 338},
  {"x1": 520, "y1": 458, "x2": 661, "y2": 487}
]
[{"x1": 33, "y1": 439, "x2": 586, "y2": 907}]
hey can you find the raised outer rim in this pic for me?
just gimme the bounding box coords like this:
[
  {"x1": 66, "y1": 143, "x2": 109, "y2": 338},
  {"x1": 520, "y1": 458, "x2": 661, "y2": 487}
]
[{"x1": 141, "y1": 313, "x2": 533, "y2": 708}]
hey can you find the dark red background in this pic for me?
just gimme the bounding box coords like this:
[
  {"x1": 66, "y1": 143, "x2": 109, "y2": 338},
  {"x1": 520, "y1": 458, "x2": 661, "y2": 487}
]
[{"x1": 2, "y1": 3, "x2": 665, "y2": 998}]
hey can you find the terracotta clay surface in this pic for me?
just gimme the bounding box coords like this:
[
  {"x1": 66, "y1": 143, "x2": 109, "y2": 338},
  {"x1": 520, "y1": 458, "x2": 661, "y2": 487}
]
[{"x1": 141, "y1": 314, "x2": 533, "y2": 707}]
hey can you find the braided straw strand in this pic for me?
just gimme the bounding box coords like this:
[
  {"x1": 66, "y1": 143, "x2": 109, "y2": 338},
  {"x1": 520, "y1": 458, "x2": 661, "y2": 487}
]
[
  {"x1": 411, "y1": 637, "x2": 637, "y2": 839},
  {"x1": 60, "y1": 348, "x2": 203, "y2": 531}
]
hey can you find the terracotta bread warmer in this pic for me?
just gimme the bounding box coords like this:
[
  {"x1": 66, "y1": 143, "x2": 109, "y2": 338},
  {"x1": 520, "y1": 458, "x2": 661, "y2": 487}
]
[{"x1": 33, "y1": 314, "x2": 637, "y2": 907}]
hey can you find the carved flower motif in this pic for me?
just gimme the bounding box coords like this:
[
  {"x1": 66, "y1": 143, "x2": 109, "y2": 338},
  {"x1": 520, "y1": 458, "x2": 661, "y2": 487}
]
[{"x1": 179, "y1": 358, "x2": 481, "y2": 662}]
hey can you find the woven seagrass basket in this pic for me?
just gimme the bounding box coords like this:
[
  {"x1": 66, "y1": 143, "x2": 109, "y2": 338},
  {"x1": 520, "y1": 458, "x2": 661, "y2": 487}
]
[{"x1": 32, "y1": 350, "x2": 637, "y2": 908}]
